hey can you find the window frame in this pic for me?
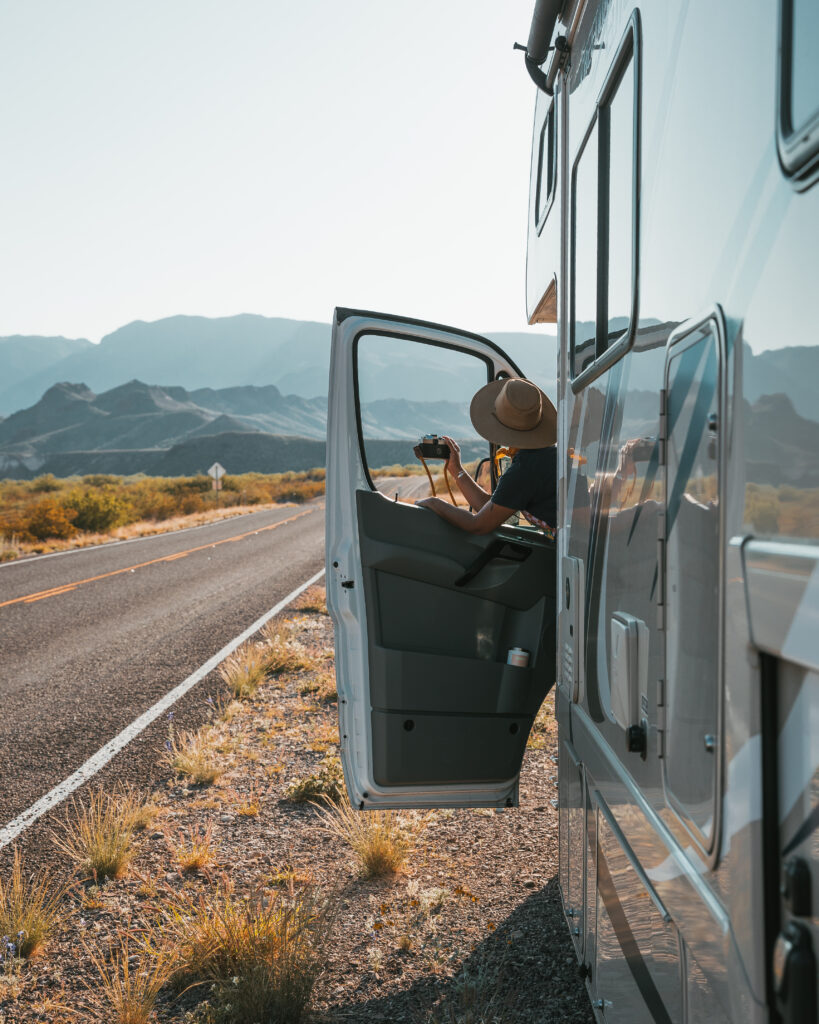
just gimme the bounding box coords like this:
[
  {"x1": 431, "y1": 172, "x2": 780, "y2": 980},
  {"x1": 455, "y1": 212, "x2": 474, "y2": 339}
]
[
  {"x1": 776, "y1": 0, "x2": 819, "y2": 189},
  {"x1": 352, "y1": 329, "x2": 495, "y2": 493},
  {"x1": 569, "y1": 9, "x2": 642, "y2": 393},
  {"x1": 661, "y1": 307, "x2": 728, "y2": 864},
  {"x1": 535, "y1": 101, "x2": 558, "y2": 235}
]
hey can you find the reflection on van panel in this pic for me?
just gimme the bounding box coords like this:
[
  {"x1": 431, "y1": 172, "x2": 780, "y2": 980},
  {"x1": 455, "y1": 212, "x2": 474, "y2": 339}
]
[{"x1": 326, "y1": 1, "x2": 819, "y2": 1022}]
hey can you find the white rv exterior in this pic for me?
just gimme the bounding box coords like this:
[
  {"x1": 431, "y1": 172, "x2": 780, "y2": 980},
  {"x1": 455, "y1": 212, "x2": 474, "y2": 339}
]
[{"x1": 326, "y1": 1, "x2": 818, "y2": 1021}]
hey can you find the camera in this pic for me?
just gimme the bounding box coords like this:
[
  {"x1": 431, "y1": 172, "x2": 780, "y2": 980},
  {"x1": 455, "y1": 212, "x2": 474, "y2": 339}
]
[{"x1": 414, "y1": 434, "x2": 450, "y2": 460}]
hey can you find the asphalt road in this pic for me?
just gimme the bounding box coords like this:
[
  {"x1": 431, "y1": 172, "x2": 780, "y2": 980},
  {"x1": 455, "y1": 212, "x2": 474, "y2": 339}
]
[{"x1": 0, "y1": 502, "x2": 325, "y2": 837}]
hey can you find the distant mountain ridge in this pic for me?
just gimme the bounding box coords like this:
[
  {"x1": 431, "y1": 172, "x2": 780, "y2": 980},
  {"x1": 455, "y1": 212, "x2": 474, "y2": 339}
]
[
  {"x1": 0, "y1": 378, "x2": 478, "y2": 478},
  {"x1": 0, "y1": 314, "x2": 560, "y2": 417}
]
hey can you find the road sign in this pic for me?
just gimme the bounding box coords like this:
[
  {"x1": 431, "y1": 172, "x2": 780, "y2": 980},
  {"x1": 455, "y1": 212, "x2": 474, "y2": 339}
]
[{"x1": 208, "y1": 462, "x2": 226, "y2": 492}]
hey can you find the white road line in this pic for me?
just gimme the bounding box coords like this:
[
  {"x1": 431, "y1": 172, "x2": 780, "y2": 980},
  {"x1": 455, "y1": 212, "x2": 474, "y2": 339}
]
[
  {"x1": 0, "y1": 504, "x2": 320, "y2": 570},
  {"x1": 0, "y1": 566, "x2": 326, "y2": 850}
]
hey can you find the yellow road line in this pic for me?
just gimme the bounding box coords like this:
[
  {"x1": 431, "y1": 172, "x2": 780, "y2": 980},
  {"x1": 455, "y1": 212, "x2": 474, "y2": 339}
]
[{"x1": 0, "y1": 507, "x2": 317, "y2": 610}]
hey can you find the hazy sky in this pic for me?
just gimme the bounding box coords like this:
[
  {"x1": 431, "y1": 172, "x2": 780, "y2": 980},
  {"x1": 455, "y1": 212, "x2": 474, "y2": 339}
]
[{"x1": 0, "y1": 1, "x2": 547, "y2": 342}]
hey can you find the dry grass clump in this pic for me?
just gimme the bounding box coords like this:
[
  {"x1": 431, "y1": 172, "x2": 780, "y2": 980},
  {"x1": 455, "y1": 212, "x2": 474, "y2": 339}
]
[
  {"x1": 166, "y1": 726, "x2": 224, "y2": 786},
  {"x1": 0, "y1": 849, "x2": 70, "y2": 958},
  {"x1": 0, "y1": 533, "x2": 21, "y2": 563},
  {"x1": 285, "y1": 756, "x2": 345, "y2": 805},
  {"x1": 53, "y1": 788, "x2": 139, "y2": 881},
  {"x1": 158, "y1": 879, "x2": 331, "y2": 1023},
  {"x1": 292, "y1": 586, "x2": 327, "y2": 615},
  {"x1": 260, "y1": 621, "x2": 317, "y2": 676},
  {"x1": 219, "y1": 644, "x2": 268, "y2": 700},
  {"x1": 171, "y1": 823, "x2": 217, "y2": 874},
  {"x1": 88, "y1": 934, "x2": 175, "y2": 1024},
  {"x1": 316, "y1": 799, "x2": 413, "y2": 878}
]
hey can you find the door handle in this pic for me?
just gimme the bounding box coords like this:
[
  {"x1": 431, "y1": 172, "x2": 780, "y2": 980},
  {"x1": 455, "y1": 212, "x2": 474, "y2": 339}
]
[{"x1": 454, "y1": 539, "x2": 531, "y2": 587}]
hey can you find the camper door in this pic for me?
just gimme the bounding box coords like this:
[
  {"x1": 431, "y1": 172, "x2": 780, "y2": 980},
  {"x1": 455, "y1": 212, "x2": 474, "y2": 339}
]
[{"x1": 326, "y1": 308, "x2": 557, "y2": 809}]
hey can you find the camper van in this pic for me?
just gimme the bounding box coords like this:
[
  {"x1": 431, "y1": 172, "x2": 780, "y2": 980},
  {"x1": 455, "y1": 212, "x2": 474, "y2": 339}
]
[{"x1": 326, "y1": 1, "x2": 819, "y2": 1021}]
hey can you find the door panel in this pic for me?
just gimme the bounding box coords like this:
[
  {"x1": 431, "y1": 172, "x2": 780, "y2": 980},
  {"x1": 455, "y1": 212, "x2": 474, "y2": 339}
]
[
  {"x1": 662, "y1": 311, "x2": 725, "y2": 854},
  {"x1": 327, "y1": 308, "x2": 557, "y2": 808}
]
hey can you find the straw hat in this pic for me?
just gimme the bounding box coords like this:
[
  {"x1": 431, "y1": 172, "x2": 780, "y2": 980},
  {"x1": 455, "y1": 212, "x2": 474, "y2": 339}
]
[{"x1": 469, "y1": 377, "x2": 556, "y2": 448}]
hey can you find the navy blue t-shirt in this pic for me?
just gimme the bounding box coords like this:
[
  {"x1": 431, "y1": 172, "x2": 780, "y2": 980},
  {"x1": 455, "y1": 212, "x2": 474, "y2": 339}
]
[{"x1": 491, "y1": 447, "x2": 557, "y2": 527}]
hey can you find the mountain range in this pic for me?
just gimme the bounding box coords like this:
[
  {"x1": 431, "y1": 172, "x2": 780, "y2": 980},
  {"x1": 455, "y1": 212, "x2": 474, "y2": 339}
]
[
  {"x1": 0, "y1": 314, "x2": 815, "y2": 482},
  {"x1": 0, "y1": 314, "x2": 559, "y2": 418},
  {"x1": 0, "y1": 379, "x2": 483, "y2": 479}
]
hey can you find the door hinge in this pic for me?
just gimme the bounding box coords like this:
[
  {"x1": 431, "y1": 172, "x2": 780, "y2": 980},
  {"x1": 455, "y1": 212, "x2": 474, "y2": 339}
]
[
  {"x1": 656, "y1": 678, "x2": 666, "y2": 758},
  {"x1": 656, "y1": 536, "x2": 666, "y2": 630},
  {"x1": 658, "y1": 388, "x2": 668, "y2": 467},
  {"x1": 341, "y1": 580, "x2": 355, "y2": 589}
]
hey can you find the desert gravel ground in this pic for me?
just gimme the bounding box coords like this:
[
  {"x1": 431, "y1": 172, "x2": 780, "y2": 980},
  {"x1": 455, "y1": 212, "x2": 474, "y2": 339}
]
[{"x1": 1, "y1": 586, "x2": 594, "y2": 1024}]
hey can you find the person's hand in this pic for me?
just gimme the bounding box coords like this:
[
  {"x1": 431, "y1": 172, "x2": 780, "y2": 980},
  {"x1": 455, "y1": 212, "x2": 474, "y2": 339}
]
[
  {"x1": 415, "y1": 497, "x2": 434, "y2": 508},
  {"x1": 440, "y1": 436, "x2": 462, "y2": 478}
]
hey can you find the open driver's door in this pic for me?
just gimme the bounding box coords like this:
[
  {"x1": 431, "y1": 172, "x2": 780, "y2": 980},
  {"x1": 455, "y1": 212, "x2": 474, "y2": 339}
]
[{"x1": 326, "y1": 308, "x2": 556, "y2": 809}]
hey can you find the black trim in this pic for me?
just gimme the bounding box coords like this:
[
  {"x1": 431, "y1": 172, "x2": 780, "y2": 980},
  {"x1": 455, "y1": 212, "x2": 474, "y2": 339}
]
[
  {"x1": 596, "y1": 838, "x2": 674, "y2": 1024},
  {"x1": 760, "y1": 652, "x2": 783, "y2": 1024},
  {"x1": 782, "y1": 805, "x2": 819, "y2": 859},
  {"x1": 536, "y1": 102, "x2": 558, "y2": 235},
  {"x1": 776, "y1": 0, "x2": 819, "y2": 190},
  {"x1": 569, "y1": 112, "x2": 599, "y2": 379},
  {"x1": 350, "y1": 326, "x2": 496, "y2": 493},
  {"x1": 569, "y1": 9, "x2": 642, "y2": 393},
  {"x1": 336, "y1": 308, "x2": 524, "y2": 374}
]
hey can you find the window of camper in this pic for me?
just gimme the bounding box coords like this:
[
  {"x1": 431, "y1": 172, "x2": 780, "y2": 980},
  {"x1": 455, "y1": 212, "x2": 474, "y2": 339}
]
[
  {"x1": 778, "y1": 0, "x2": 819, "y2": 184},
  {"x1": 570, "y1": 119, "x2": 599, "y2": 377},
  {"x1": 602, "y1": 41, "x2": 635, "y2": 350},
  {"x1": 536, "y1": 103, "x2": 557, "y2": 231},
  {"x1": 570, "y1": 12, "x2": 641, "y2": 391},
  {"x1": 354, "y1": 333, "x2": 491, "y2": 495}
]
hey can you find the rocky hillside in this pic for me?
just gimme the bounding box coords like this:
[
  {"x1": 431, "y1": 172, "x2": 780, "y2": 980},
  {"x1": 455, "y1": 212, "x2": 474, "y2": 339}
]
[{"x1": 0, "y1": 380, "x2": 484, "y2": 479}]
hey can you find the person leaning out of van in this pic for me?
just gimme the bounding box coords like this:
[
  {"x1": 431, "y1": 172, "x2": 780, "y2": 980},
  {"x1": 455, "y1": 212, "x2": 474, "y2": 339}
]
[{"x1": 415, "y1": 377, "x2": 557, "y2": 538}]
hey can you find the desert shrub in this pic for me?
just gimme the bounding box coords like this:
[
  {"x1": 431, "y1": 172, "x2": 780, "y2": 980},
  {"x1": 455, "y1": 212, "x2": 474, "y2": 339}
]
[
  {"x1": 285, "y1": 757, "x2": 345, "y2": 805},
  {"x1": 162, "y1": 476, "x2": 211, "y2": 496},
  {"x1": 18, "y1": 496, "x2": 77, "y2": 540},
  {"x1": 63, "y1": 488, "x2": 135, "y2": 533},
  {"x1": 130, "y1": 489, "x2": 181, "y2": 521},
  {"x1": 82, "y1": 474, "x2": 122, "y2": 487},
  {"x1": 29, "y1": 474, "x2": 61, "y2": 493}
]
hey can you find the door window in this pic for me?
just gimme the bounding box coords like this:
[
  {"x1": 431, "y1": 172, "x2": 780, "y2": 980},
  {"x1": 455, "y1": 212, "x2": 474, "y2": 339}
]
[
  {"x1": 663, "y1": 317, "x2": 723, "y2": 851},
  {"x1": 355, "y1": 333, "x2": 490, "y2": 493}
]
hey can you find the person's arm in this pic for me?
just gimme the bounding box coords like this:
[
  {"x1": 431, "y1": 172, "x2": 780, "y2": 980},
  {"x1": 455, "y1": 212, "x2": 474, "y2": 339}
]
[
  {"x1": 415, "y1": 496, "x2": 514, "y2": 535},
  {"x1": 439, "y1": 435, "x2": 491, "y2": 510}
]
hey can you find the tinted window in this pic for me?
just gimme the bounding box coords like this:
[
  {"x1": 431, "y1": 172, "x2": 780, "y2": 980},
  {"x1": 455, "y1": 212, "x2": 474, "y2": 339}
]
[
  {"x1": 570, "y1": 16, "x2": 639, "y2": 386},
  {"x1": 536, "y1": 105, "x2": 557, "y2": 226},
  {"x1": 604, "y1": 52, "x2": 635, "y2": 348},
  {"x1": 571, "y1": 121, "x2": 599, "y2": 377},
  {"x1": 791, "y1": 0, "x2": 819, "y2": 132}
]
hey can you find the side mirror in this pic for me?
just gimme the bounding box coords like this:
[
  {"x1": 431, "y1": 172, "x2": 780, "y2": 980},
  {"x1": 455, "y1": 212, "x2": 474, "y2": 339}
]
[{"x1": 610, "y1": 612, "x2": 649, "y2": 756}]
